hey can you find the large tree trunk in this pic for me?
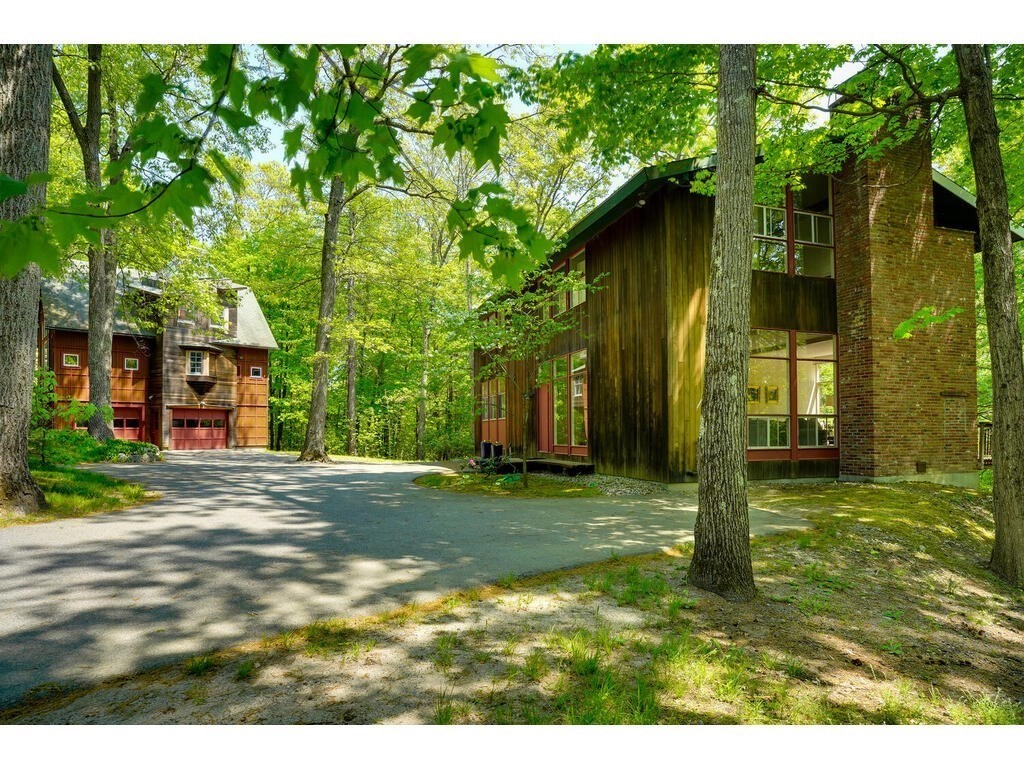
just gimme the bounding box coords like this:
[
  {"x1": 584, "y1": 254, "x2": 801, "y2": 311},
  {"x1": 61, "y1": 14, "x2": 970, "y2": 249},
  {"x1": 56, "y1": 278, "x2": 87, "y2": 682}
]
[
  {"x1": 687, "y1": 44, "x2": 757, "y2": 601},
  {"x1": 298, "y1": 174, "x2": 344, "y2": 462},
  {"x1": 53, "y1": 44, "x2": 116, "y2": 440},
  {"x1": 346, "y1": 275, "x2": 358, "y2": 456},
  {"x1": 415, "y1": 307, "x2": 432, "y2": 461},
  {"x1": 0, "y1": 44, "x2": 51, "y2": 515},
  {"x1": 955, "y1": 44, "x2": 1024, "y2": 587}
]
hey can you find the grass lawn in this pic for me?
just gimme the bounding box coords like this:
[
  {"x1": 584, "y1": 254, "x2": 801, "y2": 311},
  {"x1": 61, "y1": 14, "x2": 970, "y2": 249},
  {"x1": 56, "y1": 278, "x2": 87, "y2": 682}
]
[
  {"x1": 414, "y1": 471, "x2": 604, "y2": 498},
  {"x1": 3, "y1": 480, "x2": 1023, "y2": 724},
  {"x1": 0, "y1": 465, "x2": 155, "y2": 528}
]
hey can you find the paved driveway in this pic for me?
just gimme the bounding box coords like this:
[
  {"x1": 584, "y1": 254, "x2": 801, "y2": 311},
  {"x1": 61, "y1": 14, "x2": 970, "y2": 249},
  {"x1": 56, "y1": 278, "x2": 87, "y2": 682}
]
[{"x1": 0, "y1": 451, "x2": 806, "y2": 706}]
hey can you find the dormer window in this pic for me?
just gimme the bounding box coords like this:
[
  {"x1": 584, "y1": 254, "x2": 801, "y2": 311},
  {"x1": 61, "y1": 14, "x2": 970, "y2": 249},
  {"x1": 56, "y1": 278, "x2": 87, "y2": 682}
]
[{"x1": 188, "y1": 350, "x2": 207, "y2": 376}]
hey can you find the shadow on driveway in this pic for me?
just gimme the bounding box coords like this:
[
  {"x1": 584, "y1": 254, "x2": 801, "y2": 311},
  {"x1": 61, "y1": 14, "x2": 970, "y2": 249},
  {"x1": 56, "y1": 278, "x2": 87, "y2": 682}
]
[{"x1": 0, "y1": 451, "x2": 806, "y2": 706}]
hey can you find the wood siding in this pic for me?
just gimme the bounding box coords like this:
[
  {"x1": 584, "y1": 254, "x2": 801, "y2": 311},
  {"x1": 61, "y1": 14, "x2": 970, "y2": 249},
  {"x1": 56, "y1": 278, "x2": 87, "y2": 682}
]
[{"x1": 236, "y1": 347, "x2": 270, "y2": 447}]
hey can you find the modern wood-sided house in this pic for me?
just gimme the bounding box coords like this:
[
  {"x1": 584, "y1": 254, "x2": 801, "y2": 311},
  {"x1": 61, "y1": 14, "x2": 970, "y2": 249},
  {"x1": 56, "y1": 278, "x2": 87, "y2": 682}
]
[
  {"x1": 39, "y1": 270, "x2": 278, "y2": 451},
  {"x1": 475, "y1": 130, "x2": 1006, "y2": 487}
]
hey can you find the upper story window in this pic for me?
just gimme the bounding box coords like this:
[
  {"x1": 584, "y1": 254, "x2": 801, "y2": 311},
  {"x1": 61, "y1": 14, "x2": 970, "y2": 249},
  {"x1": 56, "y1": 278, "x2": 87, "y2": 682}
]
[
  {"x1": 188, "y1": 350, "x2": 207, "y2": 376},
  {"x1": 551, "y1": 251, "x2": 587, "y2": 315},
  {"x1": 62, "y1": 353, "x2": 80, "y2": 368},
  {"x1": 250, "y1": 366, "x2": 263, "y2": 379},
  {"x1": 753, "y1": 176, "x2": 834, "y2": 278},
  {"x1": 124, "y1": 357, "x2": 139, "y2": 372}
]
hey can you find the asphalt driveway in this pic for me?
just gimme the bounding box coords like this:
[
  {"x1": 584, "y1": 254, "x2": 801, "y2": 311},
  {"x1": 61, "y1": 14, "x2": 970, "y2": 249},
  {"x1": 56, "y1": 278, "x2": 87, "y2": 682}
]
[{"x1": 0, "y1": 451, "x2": 807, "y2": 706}]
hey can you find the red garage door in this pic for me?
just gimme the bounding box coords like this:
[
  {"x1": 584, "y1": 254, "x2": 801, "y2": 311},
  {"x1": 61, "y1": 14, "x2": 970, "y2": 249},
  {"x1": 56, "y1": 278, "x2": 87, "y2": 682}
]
[
  {"x1": 112, "y1": 406, "x2": 142, "y2": 441},
  {"x1": 170, "y1": 408, "x2": 228, "y2": 450}
]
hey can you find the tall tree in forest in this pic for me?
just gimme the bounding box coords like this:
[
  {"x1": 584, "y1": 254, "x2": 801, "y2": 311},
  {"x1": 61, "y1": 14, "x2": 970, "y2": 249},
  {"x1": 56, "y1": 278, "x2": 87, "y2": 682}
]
[
  {"x1": 299, "y1": 174, "x2": 347, "y2": 461},
  {"x1": 954, "y1": 44, "x2": 1024, "y2": 587},
  {"x1": 687, "y1": 45, "x2": 759, "y2": 600},
  {"x1": 0, "y1": 45, "x2": 51, "y2": 515},
  {"x1": 52, "y1": 45, "x2": 120, "y2": 440}
]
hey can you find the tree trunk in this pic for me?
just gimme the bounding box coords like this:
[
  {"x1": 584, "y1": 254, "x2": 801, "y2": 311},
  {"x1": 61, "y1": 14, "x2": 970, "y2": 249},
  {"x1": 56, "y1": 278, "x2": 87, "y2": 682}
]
[
  {"x1": 298, "y1": 174, "x2": 344, "y2": 462},
  {"x1": 415, "y1": 309, "x2": 432, "y2": 461},
  {"x1": 54, "y1": 45, "x2": 116, "y2": 440},
  {"x1": 687, "y1": 44, "x2": 757, "y2": 601},
  {"x1": 346, "y1": 275, "x2": 358, "y2": 456},
  {"x1": 955, "y1": 44, "x2": 1024, "y2": 587},
  {"x1": 0, "y1": 44, "x2": 51, "y2": 515}
]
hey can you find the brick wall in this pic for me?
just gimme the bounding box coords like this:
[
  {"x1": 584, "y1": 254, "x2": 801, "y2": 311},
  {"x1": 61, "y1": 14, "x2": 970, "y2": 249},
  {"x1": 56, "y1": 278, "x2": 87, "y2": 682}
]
[{"x1": 834, "y1": 131, "x2": 978, "y2": 479}]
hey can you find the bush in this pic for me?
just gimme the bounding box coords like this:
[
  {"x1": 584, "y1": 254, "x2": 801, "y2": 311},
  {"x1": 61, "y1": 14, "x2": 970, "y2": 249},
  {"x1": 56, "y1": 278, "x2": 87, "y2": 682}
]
[{"x1": 33, "y1": 429, "x2": 161, "y2": 467}]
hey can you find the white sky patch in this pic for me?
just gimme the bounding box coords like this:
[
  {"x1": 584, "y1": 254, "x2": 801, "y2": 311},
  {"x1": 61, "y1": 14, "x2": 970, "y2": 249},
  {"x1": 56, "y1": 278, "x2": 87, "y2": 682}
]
[{"x1": 6, "y1": 2, "x2": 1016, "y2": 43}]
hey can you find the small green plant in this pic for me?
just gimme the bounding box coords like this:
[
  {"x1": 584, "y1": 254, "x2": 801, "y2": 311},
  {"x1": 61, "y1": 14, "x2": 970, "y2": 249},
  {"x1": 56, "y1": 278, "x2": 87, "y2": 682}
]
[
  {"x1": 881, "y1": 639, "x2": 904, "y2": 656},
  {"x1": 184, "y1": 655, "x2": 216, "y2": 676},
  {"x1": 882, "y1": 608, "x2": 904, "y2": 622},
  {"x1": 433, "y1": 688, "x2": 455, "y2": 724},
  {"x1": 497, "y1": 572, "x2": 518, "y2": 589},
  {"x1": 433, "y1": 632, "x2": 462, "y2": 670},
  {"x1": 522, "y1": 648, "x2": 550, "y2": 682},
  {"x1": 235, "y1": 660, "x2": 256, "y2": 681}
]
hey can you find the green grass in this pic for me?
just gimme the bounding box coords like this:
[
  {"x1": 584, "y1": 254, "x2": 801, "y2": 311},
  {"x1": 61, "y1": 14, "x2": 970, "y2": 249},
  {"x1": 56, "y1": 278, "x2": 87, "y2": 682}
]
[
  {"x1": 1, "y1": 464, "x2": 154, "y2": 527},
  {"x1": 413, "y1": 471, "x2": 602, "y2": 498}
]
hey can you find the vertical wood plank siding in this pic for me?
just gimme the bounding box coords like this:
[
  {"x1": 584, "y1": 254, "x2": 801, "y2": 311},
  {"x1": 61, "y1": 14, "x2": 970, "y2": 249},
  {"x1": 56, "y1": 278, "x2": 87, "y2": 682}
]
[{"x1": 236, "y1": 348, "x2": 270, "y2": 447}]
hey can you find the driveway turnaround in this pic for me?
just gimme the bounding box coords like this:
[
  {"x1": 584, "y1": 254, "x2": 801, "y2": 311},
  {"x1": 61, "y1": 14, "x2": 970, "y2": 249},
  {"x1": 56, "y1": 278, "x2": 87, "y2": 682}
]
[{"x1": 0, "y1": 451, "x2": 807, "y2": 706}]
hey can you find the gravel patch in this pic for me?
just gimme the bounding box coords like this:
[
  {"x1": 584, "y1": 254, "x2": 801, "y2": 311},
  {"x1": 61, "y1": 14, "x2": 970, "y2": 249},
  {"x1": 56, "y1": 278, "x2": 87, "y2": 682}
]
[{"x1": 537, "y1": 472, "x2": 666, "y2": 496}]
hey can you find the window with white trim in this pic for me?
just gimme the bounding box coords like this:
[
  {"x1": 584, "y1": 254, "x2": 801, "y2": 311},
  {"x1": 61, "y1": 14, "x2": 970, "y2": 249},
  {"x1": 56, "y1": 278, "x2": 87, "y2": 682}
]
[
  {"x1": 124, "y1": 357, "x2": 139, "y2": 371},
  {"x1": 250, "y1": 366, "x2": 263, "y2": 379},
  {"x1": 188, "y1": 350, "x2": 207, "y2": 376},
  {"x1": 62, "y1": 353, "x2": 80, "y2": 368}
]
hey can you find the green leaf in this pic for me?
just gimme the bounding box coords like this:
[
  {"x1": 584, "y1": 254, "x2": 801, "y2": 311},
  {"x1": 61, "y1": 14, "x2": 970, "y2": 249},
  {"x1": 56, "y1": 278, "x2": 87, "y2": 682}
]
[
  {"x1": 206, "y1": 149, "x2": 244, "y2": 194},
  {"x1": 407, "y1": 98, "x2": 434, "y2": 124},
  {"x1": 402, "y1": 45, "x2": 441, "y2": 85},
  {"x1": 467, "y1": 54, "x2": 502, "y2": 83},
  {"x1": 892, "y1": 306, "x2": 965, "y2": 339},
  {"x1": 136, "y1": 73, "x2": 169, "y2": 114},
  {"x1": 0, "y1": 174, "x2": 28, "y2": 203}
]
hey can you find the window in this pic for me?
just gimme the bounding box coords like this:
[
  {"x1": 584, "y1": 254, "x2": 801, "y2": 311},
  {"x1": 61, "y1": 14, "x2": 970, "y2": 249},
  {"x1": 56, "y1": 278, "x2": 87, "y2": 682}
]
[
  {"x1": 747, "y1": 330, "x2": 790, "y2": 449},
  {"x1": 543, "y1": 350, "x2": 588, "y2": 451},
  {"x1": 62, "y1": 353, "x2": 80, "y2": 368},
  {"x1": 569, "y1": 252, "x2": 587, "y2": 308},
  {"x1": 752, "y1": 176, "x2": 834, "y2": 277},
  {"x1": 188, "y1": 350, "x2": 206, "y2": 376},
  {"x1": 124, "y1": 418, "x2": 140, "y2": 429},
  {"x1": 551, "y1": 251, "x2": 587, "y2": 315},
  {"x1": 796, "y1": 333, "x2": 837, "y2": 447},
  {"x1": 250, "y1": 366, "x2": 263, "y2": 379},
  {"x1": 124, "y1": 357, "x2": 139, "y2": 371},
  {"x1": 747, "y1": 328, "x2": 838, "y2": 452},
  {"x1": 481, "y1": 378, "x2": 506, "y2": 421},
  {"x1": 213, "y1": 418, "x2": 225, "y2": 429},
  {"x1": 172, "y1": 418, "x2": 185, "y2": 428},
  {"x1": 185, "y1": 418, "x2": 199, "y2": 429},
  {"x1": 113, "y1": 418, "x2": 125, "y2": 429}
]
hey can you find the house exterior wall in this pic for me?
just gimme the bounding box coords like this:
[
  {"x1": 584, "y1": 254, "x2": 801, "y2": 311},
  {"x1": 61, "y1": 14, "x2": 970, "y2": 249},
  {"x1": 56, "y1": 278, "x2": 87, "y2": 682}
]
[
  {"x1": 834, "y1": 131, "x2": 978, "y2": 485},
  {"x1": 42, "y1": 312, "x2": 272, "y2": 451}
]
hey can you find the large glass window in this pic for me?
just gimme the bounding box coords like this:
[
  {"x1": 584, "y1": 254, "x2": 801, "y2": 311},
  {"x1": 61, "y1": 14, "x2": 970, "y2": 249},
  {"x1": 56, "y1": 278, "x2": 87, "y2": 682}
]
[
  {"x1": 544, "y1": 350, "x2": 588, "y2": 451},
  {"x1": 748, "y1": 329, "x2": 838, "y2": 452},
  {"x1": 752, "y1": 176, "x2": 834, "y2": 277},
  {"x1": 569, "y1": 252, "x2": 587, "y2": 309},
  {"x1": 747, "y1": 330, "x2": 790, "y2": 449},
  {"x1": 796, "y1": 333, "x2": 836, "y2": 448}
]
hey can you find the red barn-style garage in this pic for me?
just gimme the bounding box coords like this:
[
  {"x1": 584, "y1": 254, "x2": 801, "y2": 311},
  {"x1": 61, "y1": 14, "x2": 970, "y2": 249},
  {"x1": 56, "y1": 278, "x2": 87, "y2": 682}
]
[{"x1": 40, "y1": 271, "x2": 277, "y2": 451}]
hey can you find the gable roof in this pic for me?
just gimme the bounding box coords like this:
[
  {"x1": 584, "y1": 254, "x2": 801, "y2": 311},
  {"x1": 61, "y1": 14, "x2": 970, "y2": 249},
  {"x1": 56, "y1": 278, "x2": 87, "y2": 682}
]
[
  {"x1": 547, "y1": 155, "x2": 1019, "y2": 264},
  {"x1": 40, "y1": 268, "x2": 279, "y2": 350}
]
